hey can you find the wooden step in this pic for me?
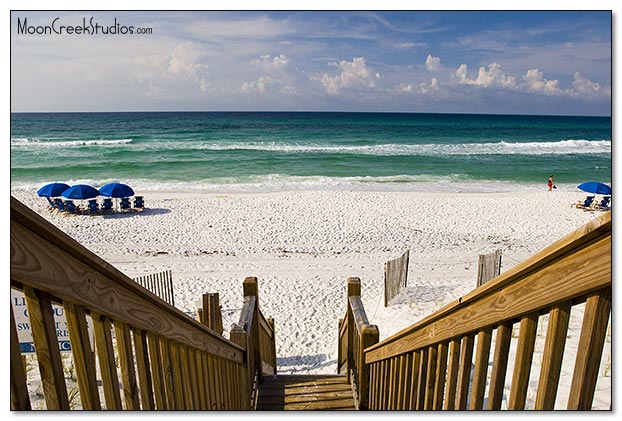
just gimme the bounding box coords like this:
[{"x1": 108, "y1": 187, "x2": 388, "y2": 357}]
[{"x1": 256, "y1": 374, "x2": 356, "y2": 410}]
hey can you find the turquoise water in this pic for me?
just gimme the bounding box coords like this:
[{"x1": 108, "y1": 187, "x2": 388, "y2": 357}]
[{"x1": 10, "y1": 112, "x2": 611, "y2": 192}]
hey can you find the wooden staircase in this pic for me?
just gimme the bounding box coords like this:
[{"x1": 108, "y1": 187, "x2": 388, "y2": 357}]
[{"x1": 256, "y1": 374, "x2": 356, "y2": 410}]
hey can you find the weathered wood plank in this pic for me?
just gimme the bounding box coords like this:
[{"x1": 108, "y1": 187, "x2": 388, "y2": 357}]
[
  {"x1": 567, "y1": 288, "x2": 611, "y2": 410},
  {"x1": 23, "y1": 287, "x2": 69, "y2": 410},
  {"x1": 147, "y1": 333, "x2": 167, "y2": 410},
  {"x1": 424, "y1": 345, "x2": 437, "y2": 410},
  {"x1": 169, "y1": 342, "x2": 185, "y2": 409},
  {"x1": 178, "y1": 345, "x2": 194, "y2": 410},
  {"x1": 433, "y1": 342, "x2": 448, "y2": 410},
  {"x1": 115, "y1": 321, "x2": 140, "y2": 410},
  {"x1": 487, "y1": 322, "x2": 513, "y2": 410},
  {"x1": 158, "y1": 338, "x2": 175, "y2": 409},
  {"x1": 64, "y1": 302, "x2": 101, "y2": 410},
  {"x1": 10, "y1": 305, "x2": 31, "y2": 410},
  {"x1": 456, "y1": 333, "x2": 474, "y2": 410},
  {"x1": 92, "y1": 312, "x2": 122, "y2": 410},
  {"x1": 444, "y1": 338, "x2": 460, "y2": 410},
  {"x1": 408, "y1": 350, "x2": 421, "y2": 410},
  {"x1": 384, "y1": 250, "x2": 409, "y2": 306},
  {"x1": 415, "y1": 347, "x2": 428, "y2": 410},
  {"x1": 508, "y1": 312, "x2": 539, "y2": 410},
  {"x1": 132, "y1": 328, "x2": 155, "y2": 410},
  {"x1": 470, "y1": 327, "x2": 492, "y2": 410},
  {"x1": 535, "y1": 302, "x2": 571, "y2": 410},
  {"x1": 256, "y1": 375, "x2": 355, "y2": 410},
  {"x1": 476, "y1": 249, "x2": 502, "y2": 287}
]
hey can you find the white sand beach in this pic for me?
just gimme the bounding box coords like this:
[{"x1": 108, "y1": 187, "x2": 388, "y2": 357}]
[{"x1": 10, "y1": 188, "x2": 611, "y2": 410}]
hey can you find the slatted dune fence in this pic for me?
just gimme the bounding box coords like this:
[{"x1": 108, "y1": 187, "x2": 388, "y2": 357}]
[
  {"x1": 133, "y1": 270, "x2": 174, "y2": 307},
  {"x1": 384, "y1": 250, "x2": 409, "y2": 306},
  {"x1": 363, "y1": 211, "x2": 611, "y2": 410},
  {"x1": 10, "y1": 196, "x2": 252, "y2": 410}
]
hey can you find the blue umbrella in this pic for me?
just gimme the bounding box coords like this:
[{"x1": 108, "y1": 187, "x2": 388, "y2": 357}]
[
  {"x1": 37, "y1": 182, "x2": 70, "y2": 197},
  {"x1": 61, "y1": 184, "x2": 100, "y2": 200},
  {"x1": 99, "y1": 182, "x2": 135, "y2": 198},
  {"x1": 577, "y1": 181, "x2": 611, "y2": 196}
]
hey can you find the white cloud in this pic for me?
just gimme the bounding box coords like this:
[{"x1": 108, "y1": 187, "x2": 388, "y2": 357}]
[
  {"x1": 425, "y1": 54, "x2": 442, "y2": 72},
  {"x1": 320, "y1": 57, "x2": 381, "y2": 95},
  {"x1": 240, "y1": 76, "x2": 272, "y2": 94},
  {"x1": 455, "y1": 63, "x2": 516, "y2": 89},
  {"x1": 166, "y1": 41, "x2": 210, "y2": 83},
  {"x1": 571, "y1": 72, "x2": 610, "y2": 99},
  {"x1": 522, "y1": 68, "x2": 561, "y2": 95},
  {"x1": 419, "y1": 77, "x2": 440, "y2": 94},
  {"x1": 250, "y1": 54, "x2": 290, "y2": 73}
]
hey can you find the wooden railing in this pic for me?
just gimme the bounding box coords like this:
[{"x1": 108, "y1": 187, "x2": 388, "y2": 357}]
[
  {"x1": 363, "y1": 211, "x2": 611, "y2": 410},
  {"x1": 230, "y1": 277, "x2": 277, "y2": 410},
  {"x1": 9, "y1": 196, "x2": 264, "y2": 410},
  {"x1": 337, "y1": 278, "x2": 379, "y2": 410}
]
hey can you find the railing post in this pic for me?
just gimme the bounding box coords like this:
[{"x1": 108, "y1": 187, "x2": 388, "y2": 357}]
[
  {"x1": 266, "y1": 317, "x2": 277, "y2": 374},
  {"x1": 358, "y1": 324, "x2": 379, "y2": 410},
  {"x1": 338, "y1": 318, "x2": 343, "y2": 374},
  {"x1": 243, "y1": 277, "x2": 262, "y2": 384},
  {"x1": 347, "y1": 277, "x2": 361, "y2": 383},
  {"x1": 230, "y1": 326, "x2": 251, "y2": 410}
]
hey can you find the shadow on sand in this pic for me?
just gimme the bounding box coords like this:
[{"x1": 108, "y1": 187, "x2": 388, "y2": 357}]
[{"x1": 102, "y1": 207, "x2": 171, "y2": 219}]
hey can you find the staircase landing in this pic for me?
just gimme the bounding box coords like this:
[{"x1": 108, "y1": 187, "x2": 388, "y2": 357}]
[{"x1": 256, "y1": 374, "x2": 356, "y2": 410}]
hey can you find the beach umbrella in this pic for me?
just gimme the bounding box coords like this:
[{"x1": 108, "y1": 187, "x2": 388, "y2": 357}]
[
  {"x1": 99, "y1": 182, "x2": 135, "y2": 198},
  {"x1": 577, "y1": 181, "x2": 611, "y2": 196},
  {"x1": 61, "y1": 184, "x2": 100, "y2": 200},
  {"x1": 37, "y1": 182, "x2": 70, "y2": 197}
]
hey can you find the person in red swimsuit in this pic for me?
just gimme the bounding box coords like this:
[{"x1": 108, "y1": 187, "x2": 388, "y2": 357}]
[{"x1": 548, "y1": 175, "x2": 555, "y2": 191}]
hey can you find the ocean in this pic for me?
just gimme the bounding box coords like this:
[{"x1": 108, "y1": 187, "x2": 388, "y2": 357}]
[{"x1": 10, "y1": 112, "x2": 612, "y2": 193}]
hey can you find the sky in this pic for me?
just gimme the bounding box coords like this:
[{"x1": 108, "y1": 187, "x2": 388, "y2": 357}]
[{"x1": 9, "y1": 9, "x2": 613, "y2": 115}]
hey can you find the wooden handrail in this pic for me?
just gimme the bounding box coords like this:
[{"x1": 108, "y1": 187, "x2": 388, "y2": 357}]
[
  {"x1": 230, "y1": 277, "x2": 277, "y2": 410},
  {"x1": 10, "y1": 196, "x2": 249, "y2": 410},
  {"x1": 337, "y1": 277, "x2": 379, "y2": 410},
  {"x1": 363, "y1": 211, "x2": 611, "y2": 410}
]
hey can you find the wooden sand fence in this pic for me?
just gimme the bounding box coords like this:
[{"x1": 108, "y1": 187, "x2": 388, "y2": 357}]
[
  {"x1": 340, "y1": 211, "x2": 611, "y2": 410},
  {"x1": 384, "y1": 250, "x2": 409, "y2": 306},
  {"x1": 476, "y1": 249, "x2": 502, "y2": 287},
  {"x1": 10, "y1": 196, "x2": 276, "y2": 410},
  {"x1": 133, "y1": 270, "x2": 174, "y2": 307}
]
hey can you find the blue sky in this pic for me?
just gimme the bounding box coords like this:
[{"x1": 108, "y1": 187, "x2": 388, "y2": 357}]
[{"x1": 10, "y1": 10, "x2": 612, "y2": 115}]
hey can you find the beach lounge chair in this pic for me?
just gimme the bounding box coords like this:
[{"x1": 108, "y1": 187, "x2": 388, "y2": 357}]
[
  {"x1": 64, "y1": 200, "x2": 78, "y2": 215},
  {"x1": 45, "y1": 197, "x2": 56, "y2": 211},
  {"x1": 574, "y1": 196, "x2": 595, "y2": 210},
  {"x1": 87, "y1": 199, "x2": 100, "y2": 215},
  {"x1": 120, "y1": 197, "x2": 132, "y2": 212},
  {"x1": 134, "y1": 196, "x2": 144, "y2": 211},
  {"x1": 54, "y1": 198, "x2": 65, "y2": 212},
  {"x1": 595, "y1": 196, "x2": 611, "y2": 211},
  {"x1": 102, "y1": 198, "x2": 114, "y2": 213}
]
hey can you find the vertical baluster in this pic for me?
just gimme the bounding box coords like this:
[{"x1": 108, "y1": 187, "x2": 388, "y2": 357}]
[
  {"x1": 508, "y1": 312, "x2": 539, "y2": 410},
  {"x1": 470, "y1": 327, "x2": 493, "y2": 410},
  {"x1": 10, "y1": 304, "x2": 32, "y2": 410},
  {"x1": 92, "y1": 312, "x2": 122, "y2": 409},
  {"x1": 433, "y1": 342, "x2": 448, "y2": 410},
  {"x1": 444, "y1": 338, "x2": 461, "y2": 410},
  {"x1": 487, "y1": 323, "x2": 513, "y2": 410},
  {"x1": 567, "y1": 289, "x2": 611, "y2": 410},
  {"x1": 23, "y1": 288, "x2": 69, "y2": 410},
  {"x1": 456, "y1": 333, "x2": 474, "y2": 410}
]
